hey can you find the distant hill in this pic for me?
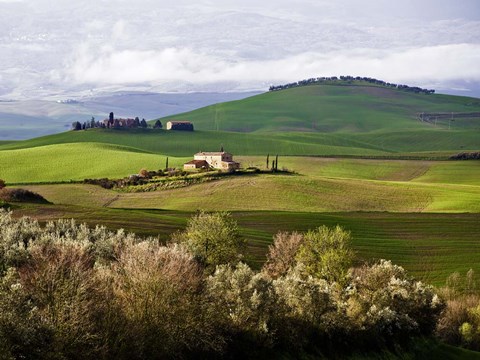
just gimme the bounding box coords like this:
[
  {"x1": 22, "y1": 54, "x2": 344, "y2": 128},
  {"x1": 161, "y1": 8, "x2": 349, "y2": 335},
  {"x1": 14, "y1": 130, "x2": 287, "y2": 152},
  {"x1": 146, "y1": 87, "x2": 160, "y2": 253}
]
[{"x1": 157, "y1": 82, "x2": 480, "y2": 133}]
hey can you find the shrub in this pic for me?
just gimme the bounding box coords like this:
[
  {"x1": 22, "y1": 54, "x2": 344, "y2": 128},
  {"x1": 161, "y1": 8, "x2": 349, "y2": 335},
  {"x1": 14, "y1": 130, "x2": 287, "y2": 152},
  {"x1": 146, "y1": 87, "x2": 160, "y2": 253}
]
[
  {"x1": 0, "y1": 268, "x2": 54, "y2": 360},
  {"x1": 102, "y1": 241, "x2": 225, "y2": 358},
  {"x1": 296, "y1": 225, "x2": 354, "y2": 284},
  {"x1": 272, "y1": 263, "x2": 340, "y2": 349},
  {"x1": 0, "y1": 179, "x2": 5, "y2": 190},
  {"x1": 0, "y1": 188, "x2": 49, "y2": 203},
  {"x1": 263, "y1": 231, "x2": 303, "y2": 279},
  {"x1": 436, "y1": 294, "x2": 480, "y2": 350},
  {"x1": 207, "y1": 262, "x2": 276, "y2": 343},
  {"x1": 347, "y1": 260, "x2": 445, "y2": 345},
  {"x1": 172, "y1": 211, "x2": 245, "y2": 271},
  {"x1": 17, "y1": 239, "x2": 102, "y2": 359}
]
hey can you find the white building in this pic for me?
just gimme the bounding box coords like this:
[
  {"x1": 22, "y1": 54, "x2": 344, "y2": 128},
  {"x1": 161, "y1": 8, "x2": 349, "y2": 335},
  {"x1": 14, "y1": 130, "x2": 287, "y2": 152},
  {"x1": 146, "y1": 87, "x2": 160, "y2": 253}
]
[{"x1": 192, "y1": 151, "x2": 240, "y2": 170}]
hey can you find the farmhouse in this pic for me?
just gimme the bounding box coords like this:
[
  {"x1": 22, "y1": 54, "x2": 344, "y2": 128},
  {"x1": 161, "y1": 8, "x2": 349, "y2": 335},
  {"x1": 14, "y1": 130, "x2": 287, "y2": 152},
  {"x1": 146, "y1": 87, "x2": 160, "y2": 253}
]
[
  {"x1": 184, "y1": 151, "x2": 240, "y2": 171},
  {"x1": 166, "y1": 121, "x2": 194, "y2": 131},
  {"x1": 183, "y1": 160, "x2": 210, "y2": 170}
]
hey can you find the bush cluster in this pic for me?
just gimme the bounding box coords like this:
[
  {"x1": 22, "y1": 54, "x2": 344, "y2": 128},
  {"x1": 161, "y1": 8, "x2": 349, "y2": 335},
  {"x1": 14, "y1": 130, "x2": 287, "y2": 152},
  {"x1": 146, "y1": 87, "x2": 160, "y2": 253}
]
[
  {"x1": 436, "y1": 270, "x2": 480, "y2": 350},
  {"x1": 0, "y1": 188, "x2": 49, "y2": 203},
  {"x1": 0, "y1": 210, "x2": 445, "y2": 359}
]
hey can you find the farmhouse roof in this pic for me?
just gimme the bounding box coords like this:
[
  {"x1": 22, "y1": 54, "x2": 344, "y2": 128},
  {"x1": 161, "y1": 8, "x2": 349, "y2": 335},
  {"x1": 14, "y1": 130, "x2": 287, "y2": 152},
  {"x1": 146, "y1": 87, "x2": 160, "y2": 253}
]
[
  {"x1": 184, "y1": 160, "x2": 209, "y2": 166},
  {"x1": 195, "y1": 151, "x2": 230, "y2": 156},
  {"x1": 167, "y1": 120, "x2": 192, "y2": 124}
]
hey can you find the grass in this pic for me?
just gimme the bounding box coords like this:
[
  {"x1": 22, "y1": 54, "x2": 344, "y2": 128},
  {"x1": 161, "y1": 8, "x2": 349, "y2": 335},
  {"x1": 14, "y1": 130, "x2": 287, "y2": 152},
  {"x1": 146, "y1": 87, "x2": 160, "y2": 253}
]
[
  {"x1": 0, "y1": 142, "x2": 190, "y2": 183},
  {"x1": 159, "y1": 84, "x2": 480, "y2": 133},
  {"x1": 9, "y1": 203, "x2": 480, "y2": 287},
  {"x1": 6, "y1": 156, "x2": 480, "y2": 212},
  {"x1": 1, "y1": 84, "x2": 479, "y2": 163}
]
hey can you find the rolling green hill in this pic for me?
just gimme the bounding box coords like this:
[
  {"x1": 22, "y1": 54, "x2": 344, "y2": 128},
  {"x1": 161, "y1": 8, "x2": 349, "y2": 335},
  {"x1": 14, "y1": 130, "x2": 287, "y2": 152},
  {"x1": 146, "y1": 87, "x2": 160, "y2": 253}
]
[
  {"x1": 1, "y1": 83, "x2": 479, "y2": 162},
  {"x1": 158, "y1": 83, "x2": 480, "y2": 133},
  {"x1": 1, "y1": 82, "x2": 479, "y2": 184}
]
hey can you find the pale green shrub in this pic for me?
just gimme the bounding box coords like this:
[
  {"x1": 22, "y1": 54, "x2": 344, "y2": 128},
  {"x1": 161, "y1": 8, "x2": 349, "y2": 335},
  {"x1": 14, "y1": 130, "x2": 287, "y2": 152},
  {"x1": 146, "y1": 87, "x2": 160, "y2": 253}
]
[
  {"x1": 103, "y1": 241, "x2": 225, "y2": 358},
  {"x1": 347, "y1": 260, "x2": 444, "y2": 339},
  {"x1": 207, "y1": 262, "x2": 277, "y2": 345},
  {"x1": 173, "y1": 211, "x2": 245, "y2": 271},
  {"x1": 296, "y1": 225, "x2": 354, "y2": 283}
]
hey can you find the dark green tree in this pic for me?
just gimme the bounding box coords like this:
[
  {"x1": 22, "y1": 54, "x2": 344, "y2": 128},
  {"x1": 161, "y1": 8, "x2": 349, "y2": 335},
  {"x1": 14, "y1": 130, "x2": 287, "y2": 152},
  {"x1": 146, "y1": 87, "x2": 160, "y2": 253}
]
[
  {"x1": 165, "y1": 157, "x2": 169, "y2": 170},
  {"x1": 72, "y1": 122, "x2": 82, "y2": 131},
  {"x1": 266, "y1": 154, "x2": 270, "y2": 169},
  {"x1": 275, "y1": 155, "x2": 279, "y2": 171},
  {"x1": 140, "y1": 119, "x2": 148, "y2": 128},
  {"x1": 154, "y1": 120, "x2": 162, "y2": 129}
]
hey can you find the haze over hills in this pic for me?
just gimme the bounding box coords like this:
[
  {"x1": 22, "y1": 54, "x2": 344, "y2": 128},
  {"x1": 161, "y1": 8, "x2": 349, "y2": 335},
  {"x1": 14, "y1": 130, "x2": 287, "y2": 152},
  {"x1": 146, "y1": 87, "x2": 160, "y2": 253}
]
[{"x1": 0, "y1": 91, "x2": 260, "y2": 140}]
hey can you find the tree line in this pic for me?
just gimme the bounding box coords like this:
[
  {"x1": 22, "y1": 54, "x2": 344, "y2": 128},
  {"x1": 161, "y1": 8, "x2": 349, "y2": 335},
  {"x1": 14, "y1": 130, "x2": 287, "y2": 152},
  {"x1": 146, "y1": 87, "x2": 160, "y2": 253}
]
[
  {"x1": 72, "y1": 112, "x2": 163, "y2": 131},
  {"x1": 269, "y1": 75, "x2": 436, "y2": 95}
]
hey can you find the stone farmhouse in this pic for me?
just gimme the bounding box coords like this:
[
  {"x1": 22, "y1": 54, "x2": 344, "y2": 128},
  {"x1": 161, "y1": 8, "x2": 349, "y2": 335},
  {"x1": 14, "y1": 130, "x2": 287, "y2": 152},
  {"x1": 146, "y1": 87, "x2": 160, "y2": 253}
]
[
  {"x1": 166, "y1": 121, "x2": 194, "y2": 131},
  {"x1": 184, "y1": 151, "x2": 240, "y2": 171}
]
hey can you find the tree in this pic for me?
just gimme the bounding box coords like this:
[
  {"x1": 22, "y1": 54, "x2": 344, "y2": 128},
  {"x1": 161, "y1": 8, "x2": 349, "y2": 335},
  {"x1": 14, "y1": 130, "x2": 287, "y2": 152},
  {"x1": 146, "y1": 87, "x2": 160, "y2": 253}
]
[
  {"x1": 266, "y1": 154, "x2": 269, "y2": 169},
  {"x1": 165, "y1": 157, "x2": 169, "y2": 170},
  {"x1": 154, "y1": 120, "x2": 162, "y2": 129},
  {"x1": 140, "y1": 119, "x2": 148, "y2": 128},
  {"x1": 72, "y1": 121, "x2": 82, "y2": 131},
  {"x1": 295, "y1": 225, "x2": 354, "y2": 283},
  {"x1": 0, "y1": 179, "x2": 5, "y2": 189},
  {"x1": 90, "y1": 117, "x2": 96, "y2": 128},
  {"x1": 173, "y1": 211, "x2": 245, "y2": 270},
  {"x1": 275, "y1": 155, "x2": 279, "y2": 171},
  {"x1": 109, "y1": 112, "x2": 114, "y2": 122}
]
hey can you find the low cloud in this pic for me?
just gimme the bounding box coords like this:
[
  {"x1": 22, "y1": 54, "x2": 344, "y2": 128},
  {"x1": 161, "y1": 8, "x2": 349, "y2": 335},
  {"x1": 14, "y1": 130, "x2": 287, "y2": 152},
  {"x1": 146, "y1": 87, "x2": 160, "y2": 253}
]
[{"x1": 65, "y1": 43, "x2": 480, "y2": 90}]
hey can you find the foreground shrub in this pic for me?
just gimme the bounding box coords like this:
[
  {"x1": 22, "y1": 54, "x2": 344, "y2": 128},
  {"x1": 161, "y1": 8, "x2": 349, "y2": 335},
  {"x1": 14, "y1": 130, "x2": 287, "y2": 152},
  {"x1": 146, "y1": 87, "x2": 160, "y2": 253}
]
[
  {"x1": 263, "y1": 231, "x2": 303, "y2": 279},
  {"x1": 102, "y1": 241, "x2": 225, "y2": 358},
  {"x1": 296, "y1": 225, "x2": 354, "y2": 284},
  {"x1": 0, "y1": 211, "x2": 448, "y2": 358},
  {"x1": 0, "y1": 268, "x2": 54, "y2": 360},
  {"x1": 436, "y1": 269, "x2": 480, "y2": 351},
  {"x1": 17, "y1": 239, "x2": 102, "y2": 359},
  {"x1": 346, "y1": 260, "x2": 445, "y2": 348},
  {"x1": 207, "y1": 262, "x2": 277, "y2": 346},
  {"x1": 173, "y1": 211, "x2": 245, "y2": 271}
]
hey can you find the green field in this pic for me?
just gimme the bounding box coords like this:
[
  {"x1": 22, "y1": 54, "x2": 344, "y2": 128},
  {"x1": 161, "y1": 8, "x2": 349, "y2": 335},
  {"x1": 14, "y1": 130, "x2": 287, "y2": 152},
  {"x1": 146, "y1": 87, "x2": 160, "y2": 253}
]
[
  {"x1": 2, "y1": 82, "x2": 480, "y2": 290},
  {"x1": 1, "y1": 84, "x2": 479, "y2": 165}
]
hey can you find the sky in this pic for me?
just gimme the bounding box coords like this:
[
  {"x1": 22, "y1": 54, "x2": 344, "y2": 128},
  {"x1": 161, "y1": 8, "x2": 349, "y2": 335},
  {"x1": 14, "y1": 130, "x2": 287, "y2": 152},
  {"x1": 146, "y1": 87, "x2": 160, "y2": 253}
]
[{"x1": 1, "y1": 0, "x2": 479, "y2": 99}]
